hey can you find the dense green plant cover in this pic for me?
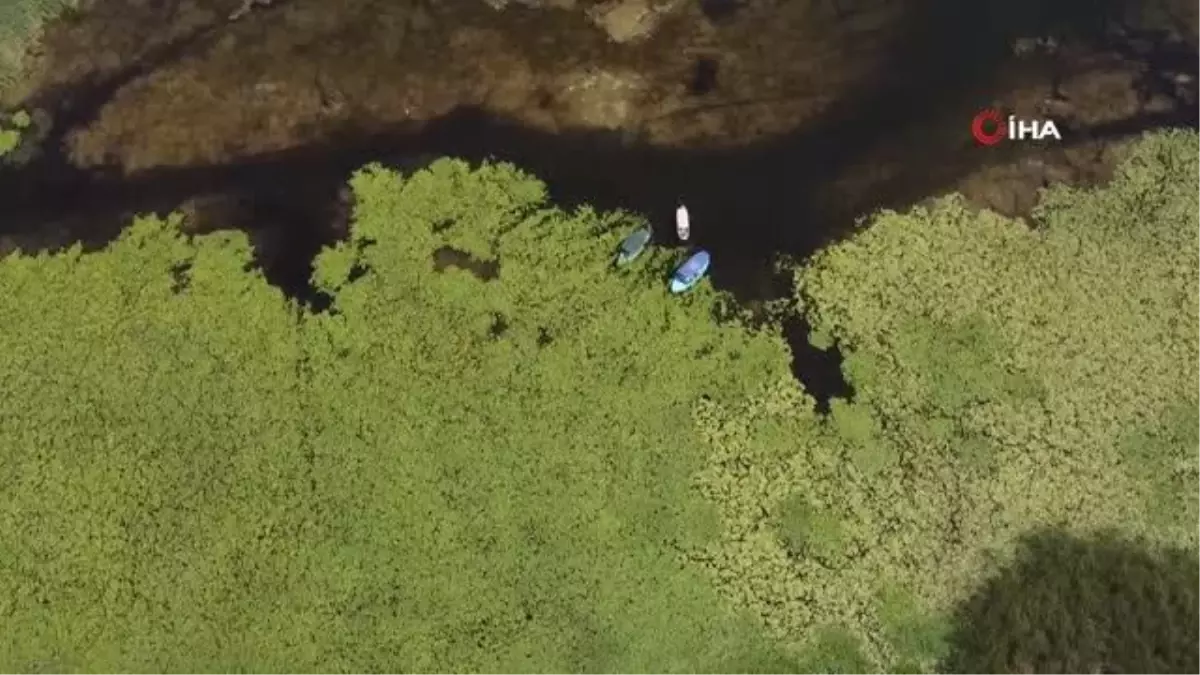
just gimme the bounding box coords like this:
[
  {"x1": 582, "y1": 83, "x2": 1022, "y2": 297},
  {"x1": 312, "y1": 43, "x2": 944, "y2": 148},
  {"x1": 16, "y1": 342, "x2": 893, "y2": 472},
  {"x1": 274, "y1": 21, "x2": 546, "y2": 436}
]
[
  {"x1": 691, "y1": 129, "x2": 1200, "y2": 671},
  {"x1": 299, "y1": 160, "x2": 797, "y2": 672},
  {"x1": 0, "y1": 218, "x2": 308, "y2": 672},
  {"x1": 1, "y1": 131, "x2": 1197, "y2": 673},
  {"x1": 0, "y1": 158, "x2": 799, "y2": 672},
  {"x1": 792, "y1": 625, "x2": 874, "y2": 674},
  {"x1": 0, "y1": 107, "x2": 30, "y2": 155}
]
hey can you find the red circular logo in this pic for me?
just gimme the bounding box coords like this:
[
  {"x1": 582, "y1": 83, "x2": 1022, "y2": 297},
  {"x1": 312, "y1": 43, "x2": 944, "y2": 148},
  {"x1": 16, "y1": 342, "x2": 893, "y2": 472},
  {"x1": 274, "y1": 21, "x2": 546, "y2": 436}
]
[{"x1": 971, "y1": 109, "x2": 1005, "y2": 145}]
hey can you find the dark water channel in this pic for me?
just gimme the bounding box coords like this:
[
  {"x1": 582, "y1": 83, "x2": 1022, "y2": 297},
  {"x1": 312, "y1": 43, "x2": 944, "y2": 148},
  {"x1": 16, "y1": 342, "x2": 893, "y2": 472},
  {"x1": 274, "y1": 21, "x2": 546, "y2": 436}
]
[{"x1": 0, "y1": 0, "x2": 1195, "y2": 398}]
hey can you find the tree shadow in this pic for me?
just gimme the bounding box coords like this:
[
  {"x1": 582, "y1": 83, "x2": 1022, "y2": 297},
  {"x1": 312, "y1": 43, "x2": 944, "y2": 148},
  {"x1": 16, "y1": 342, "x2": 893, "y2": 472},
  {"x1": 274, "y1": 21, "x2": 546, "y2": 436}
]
[{"x1": 942, "y1": 529, "x2": 1200, "y2": 674}]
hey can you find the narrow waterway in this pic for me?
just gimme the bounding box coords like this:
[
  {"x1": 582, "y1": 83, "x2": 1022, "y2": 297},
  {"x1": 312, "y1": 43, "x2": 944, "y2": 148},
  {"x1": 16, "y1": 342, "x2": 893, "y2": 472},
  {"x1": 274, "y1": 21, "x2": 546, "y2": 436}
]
[{"x1": 0, "y1": 0, "x2": 1195, "y2": 304}]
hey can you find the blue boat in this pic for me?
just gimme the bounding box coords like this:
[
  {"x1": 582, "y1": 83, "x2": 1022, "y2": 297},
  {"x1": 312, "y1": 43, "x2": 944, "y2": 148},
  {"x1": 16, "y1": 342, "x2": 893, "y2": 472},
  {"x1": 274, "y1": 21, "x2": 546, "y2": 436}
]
[
  {"x1": 614, "y1": 227, "x2": 652, "y2": 266},
  {"x1": 669, "y1": 250, "x2": 710, "y2": 293}
]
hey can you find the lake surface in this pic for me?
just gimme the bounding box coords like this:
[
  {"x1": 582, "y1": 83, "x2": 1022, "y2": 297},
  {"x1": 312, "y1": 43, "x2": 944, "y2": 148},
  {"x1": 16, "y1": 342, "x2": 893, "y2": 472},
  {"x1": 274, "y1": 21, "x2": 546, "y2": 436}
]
[{"x1": 1, "y1": 0, "x2": 1195, "y2": 302}]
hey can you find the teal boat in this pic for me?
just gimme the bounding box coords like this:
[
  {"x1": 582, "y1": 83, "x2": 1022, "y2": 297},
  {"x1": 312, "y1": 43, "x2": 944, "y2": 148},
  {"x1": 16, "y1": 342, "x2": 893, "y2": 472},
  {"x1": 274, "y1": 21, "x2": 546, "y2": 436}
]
[
  {"x1": 614, "y1": 227, "x2": 651, "y2": 266},
  {"x1": 669, "y1": 250, "x2": 710, "y2": 293}
]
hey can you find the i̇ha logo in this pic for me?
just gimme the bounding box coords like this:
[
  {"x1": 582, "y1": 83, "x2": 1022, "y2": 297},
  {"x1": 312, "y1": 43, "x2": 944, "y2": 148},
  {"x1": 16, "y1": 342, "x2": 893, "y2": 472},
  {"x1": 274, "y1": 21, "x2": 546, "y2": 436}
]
[{"x1": 971, "y1": 108, "x2": 1062, "y2": 145}]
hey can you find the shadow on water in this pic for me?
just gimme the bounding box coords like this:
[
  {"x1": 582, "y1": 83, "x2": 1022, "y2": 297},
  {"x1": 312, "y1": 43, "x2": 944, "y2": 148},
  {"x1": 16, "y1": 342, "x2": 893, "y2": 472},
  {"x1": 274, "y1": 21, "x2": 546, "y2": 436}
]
[
  {"x1": 942, "y1": 529, "x2": 1200, "y2": 674},
  {"x1": 781, "y1": 316, "x2": 853, "y2": 412},
  {"x1": 0, "y1": 0, "x2": 1195, "y2": 399},
  {"x1": 10, "y1": 6, "x2": 1190, "y2": 256},
  {"x1": 687, "y1": 57, "x2": 720, "y2": 96},
  {"x1": 698, "y1": 0, "x2": 742, "y2": 23},
  {"x1": 433, "y1": 246, "x2": 501, "y2": 280}
]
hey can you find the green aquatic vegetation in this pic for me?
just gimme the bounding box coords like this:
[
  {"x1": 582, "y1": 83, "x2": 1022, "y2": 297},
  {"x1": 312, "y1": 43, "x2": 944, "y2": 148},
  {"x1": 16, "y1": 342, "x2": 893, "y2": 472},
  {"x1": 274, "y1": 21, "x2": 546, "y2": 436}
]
[
  {"x1": 0, "y1": 159, "x2": 795, "y2": 672},
  {"x1": 0, "y1": 124, "x2": 1196, "y2": 672},
  {"x1": 0, "y1": 107, "x2": 29, "y2": 155},
  {"x1": 876, "y1": 588, "x2": 951, "y2": 672},
  {"x1": 794, "y1": 625, "x2": 874, "y2": 674},
  {"x1": 776, "y1": 491, "x2": 847, "y2": 563},
  {"x1": 692, "y1": 129, "x2": 1200, "y2": 669},
  {"x1": 828, "y1": 398, "x2": 897, "y2": 477}
]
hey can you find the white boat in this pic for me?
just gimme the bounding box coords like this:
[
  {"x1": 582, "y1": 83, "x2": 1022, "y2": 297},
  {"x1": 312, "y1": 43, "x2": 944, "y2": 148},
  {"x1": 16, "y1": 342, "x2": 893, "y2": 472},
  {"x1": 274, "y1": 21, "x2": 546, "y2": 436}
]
[{"x1": 675, "y1": 205, "x2": 691, "y2": 242}]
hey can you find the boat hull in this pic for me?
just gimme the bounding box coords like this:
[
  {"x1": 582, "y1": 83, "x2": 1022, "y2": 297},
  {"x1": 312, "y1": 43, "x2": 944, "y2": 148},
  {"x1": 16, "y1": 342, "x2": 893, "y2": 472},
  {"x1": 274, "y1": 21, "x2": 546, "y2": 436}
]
[
  {"x1": 614, "y1": 228, "x2": 652, "y2": 266},
  {"x1": 669, "y1": 250, "x2": 710, "y2": 293}
]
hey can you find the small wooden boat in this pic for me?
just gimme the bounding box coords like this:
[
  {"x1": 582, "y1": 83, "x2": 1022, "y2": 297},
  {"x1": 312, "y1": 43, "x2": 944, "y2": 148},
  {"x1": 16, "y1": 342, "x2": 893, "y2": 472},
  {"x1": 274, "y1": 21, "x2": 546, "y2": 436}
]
[{"x1": 614, "y1": 227, "x2": 652, "y2": 266}]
